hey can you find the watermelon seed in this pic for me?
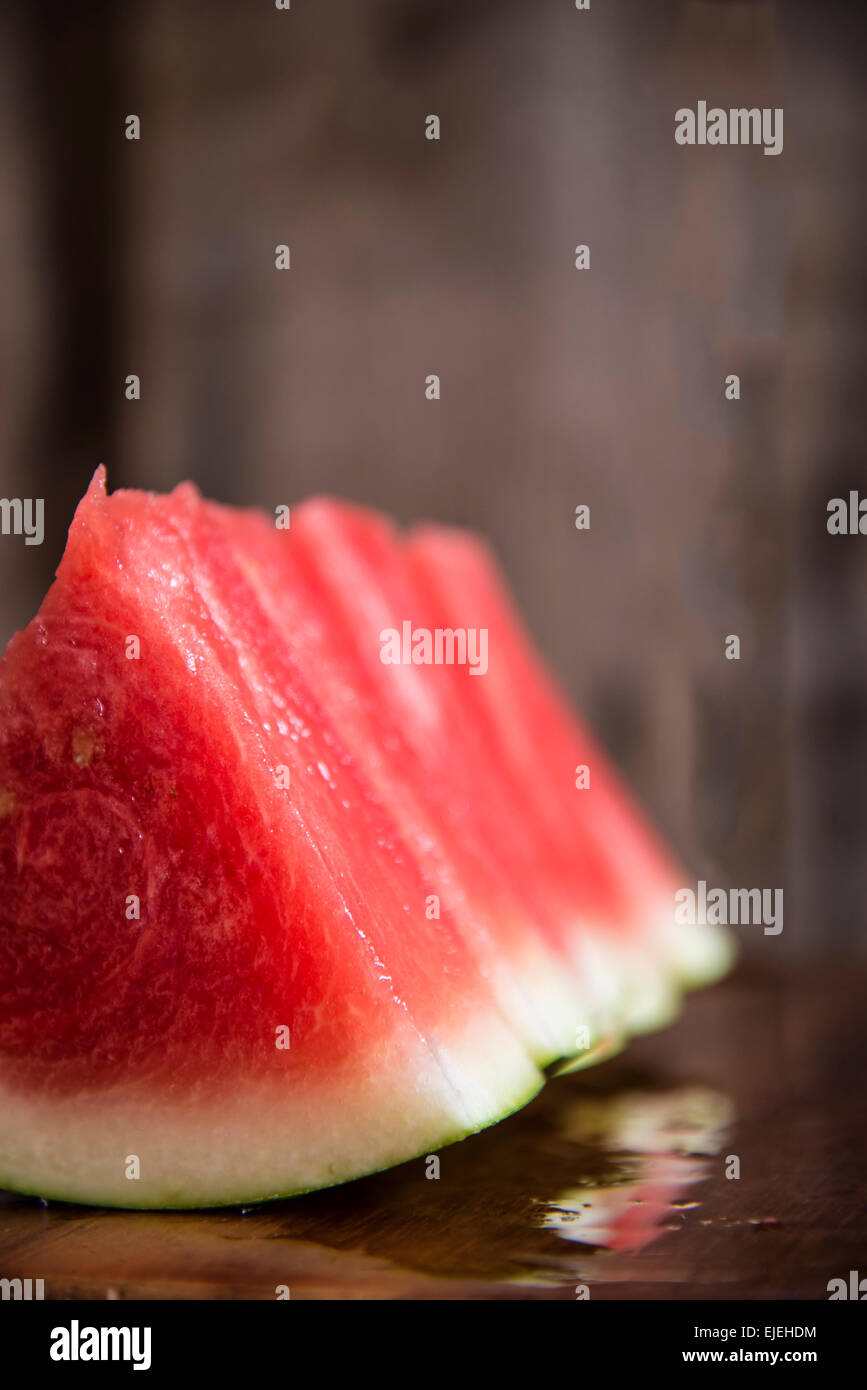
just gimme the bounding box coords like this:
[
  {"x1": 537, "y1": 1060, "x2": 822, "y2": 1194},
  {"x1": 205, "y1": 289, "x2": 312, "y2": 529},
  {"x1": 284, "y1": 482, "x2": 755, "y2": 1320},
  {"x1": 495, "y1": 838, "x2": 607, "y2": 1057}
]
[{"x1": 71, "y1": 728, "x2": 95, "y2": 766}]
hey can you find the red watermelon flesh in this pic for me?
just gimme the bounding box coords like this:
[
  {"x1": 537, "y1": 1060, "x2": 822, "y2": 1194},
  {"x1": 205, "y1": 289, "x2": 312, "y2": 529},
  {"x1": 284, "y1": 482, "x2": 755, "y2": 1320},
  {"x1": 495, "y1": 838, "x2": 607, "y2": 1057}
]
[
  {"x1": 296, "y1": 500, "x2": 683, "y2": 1033},
  {"x1": 406, "y1": 526, "x2": 731, "y2": 993},
  {"x1": 0, "y1": 471, "x2": 732, "y2": 1209},
  {"x1": 285, "y1": 500, "x2": 641, "y2": 1041},
  {"x1": 0, "y1": 471, "x2": 540, "y2": 1207},
  {"x1": 207, "y1": 500, "x2": 591, "y2": 1066}
]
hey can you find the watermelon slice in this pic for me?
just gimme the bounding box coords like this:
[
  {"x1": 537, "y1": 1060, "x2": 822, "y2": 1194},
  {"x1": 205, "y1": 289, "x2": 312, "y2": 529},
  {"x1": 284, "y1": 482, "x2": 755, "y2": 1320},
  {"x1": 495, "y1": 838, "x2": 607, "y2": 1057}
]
[{"x1": 0, "y1": 471, "x2": 732, "y2": 1208}]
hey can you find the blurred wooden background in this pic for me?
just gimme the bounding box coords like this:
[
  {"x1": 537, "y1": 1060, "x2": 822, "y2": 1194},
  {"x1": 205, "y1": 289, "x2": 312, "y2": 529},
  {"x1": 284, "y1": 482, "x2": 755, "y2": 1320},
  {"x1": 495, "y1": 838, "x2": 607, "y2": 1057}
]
[{"x1": 0, "y1": 0, "x2": 864, "y2": 955}]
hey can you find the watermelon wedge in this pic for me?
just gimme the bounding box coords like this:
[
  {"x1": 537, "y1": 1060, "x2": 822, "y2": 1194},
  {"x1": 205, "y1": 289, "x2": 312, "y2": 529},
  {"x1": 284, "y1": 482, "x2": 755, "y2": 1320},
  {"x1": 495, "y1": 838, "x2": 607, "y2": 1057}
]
[{"x1": 0, "y1": 471, "x2": 732, "y2": 1208}]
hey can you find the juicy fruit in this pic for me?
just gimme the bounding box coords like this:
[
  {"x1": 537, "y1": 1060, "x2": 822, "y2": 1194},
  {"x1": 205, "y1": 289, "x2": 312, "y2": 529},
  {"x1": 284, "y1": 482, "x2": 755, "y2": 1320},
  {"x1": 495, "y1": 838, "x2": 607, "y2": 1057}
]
[{"x1": 0, "y1": 471, "x2": 732, "y2": 1208}]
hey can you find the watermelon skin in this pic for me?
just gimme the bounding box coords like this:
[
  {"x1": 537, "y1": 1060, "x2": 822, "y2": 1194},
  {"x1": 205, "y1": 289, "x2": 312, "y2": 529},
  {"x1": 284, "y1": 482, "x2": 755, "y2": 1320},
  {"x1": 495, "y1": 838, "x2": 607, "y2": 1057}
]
[{"x1": 0, "y1": 471, "x2": 732, "y2": 1209}]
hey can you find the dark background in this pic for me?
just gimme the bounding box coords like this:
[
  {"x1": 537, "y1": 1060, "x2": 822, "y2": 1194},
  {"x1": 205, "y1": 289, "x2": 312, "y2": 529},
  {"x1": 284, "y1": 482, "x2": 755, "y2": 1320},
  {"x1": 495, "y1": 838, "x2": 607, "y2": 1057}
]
[{"x1": 0, "y1": 0, "x2": 864, "y2": 956}]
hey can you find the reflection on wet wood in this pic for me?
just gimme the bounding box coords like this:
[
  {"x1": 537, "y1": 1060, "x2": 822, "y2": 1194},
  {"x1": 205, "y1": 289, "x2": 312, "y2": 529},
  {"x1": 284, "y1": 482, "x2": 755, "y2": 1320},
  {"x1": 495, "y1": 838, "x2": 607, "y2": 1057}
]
[{"x1": 0, "y1": 962, "x2": 863, "y2": 1299}]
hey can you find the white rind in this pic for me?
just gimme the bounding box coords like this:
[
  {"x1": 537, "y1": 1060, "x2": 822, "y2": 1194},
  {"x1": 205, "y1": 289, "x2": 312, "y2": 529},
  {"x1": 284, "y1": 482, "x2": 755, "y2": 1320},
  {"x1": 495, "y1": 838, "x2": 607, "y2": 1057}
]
[{"x1": 0, "y1": 1018, "x2": 543, "y2": 1209}]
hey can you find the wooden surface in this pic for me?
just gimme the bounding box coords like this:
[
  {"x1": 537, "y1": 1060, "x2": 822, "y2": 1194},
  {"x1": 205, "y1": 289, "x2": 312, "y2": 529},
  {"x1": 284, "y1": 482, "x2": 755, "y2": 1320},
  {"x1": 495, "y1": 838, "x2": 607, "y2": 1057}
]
[{"x1": 1, "y1": 959, "x2": 863, "y2": 1300}]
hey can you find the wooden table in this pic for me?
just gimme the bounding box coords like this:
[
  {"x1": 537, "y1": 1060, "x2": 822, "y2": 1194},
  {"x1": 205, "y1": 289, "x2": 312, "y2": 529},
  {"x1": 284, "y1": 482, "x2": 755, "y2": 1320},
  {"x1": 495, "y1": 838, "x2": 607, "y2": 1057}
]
[{"x1": 1, "y1": 961, "x2": 863, "y2": 1299}]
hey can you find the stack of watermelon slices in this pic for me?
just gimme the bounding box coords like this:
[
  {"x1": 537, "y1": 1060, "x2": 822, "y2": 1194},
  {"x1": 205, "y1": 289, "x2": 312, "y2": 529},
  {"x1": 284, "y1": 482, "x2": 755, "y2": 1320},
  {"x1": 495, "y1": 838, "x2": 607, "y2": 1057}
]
[{"x1": 0, "y1": 471, "x2": 732, "y2": 1208}]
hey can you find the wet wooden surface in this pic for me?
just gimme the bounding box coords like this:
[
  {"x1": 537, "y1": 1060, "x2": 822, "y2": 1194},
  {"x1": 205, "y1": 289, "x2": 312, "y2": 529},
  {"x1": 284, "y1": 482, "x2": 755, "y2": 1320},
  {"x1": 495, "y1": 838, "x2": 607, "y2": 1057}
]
[{"x1": 0, "y1": 959, "x2": 863, "y2": 1300}]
